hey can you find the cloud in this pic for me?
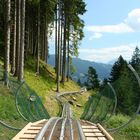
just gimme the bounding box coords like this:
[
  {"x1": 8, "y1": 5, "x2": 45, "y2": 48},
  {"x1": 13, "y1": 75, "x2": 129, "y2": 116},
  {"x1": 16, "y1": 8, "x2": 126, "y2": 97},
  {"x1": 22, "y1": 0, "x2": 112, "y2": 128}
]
[
  {"x1": 86, "y1": 8, "x2": 140, "y2": 34},
  {"x1": 86, "y1": 23, "x2": 133, "y2": 33},
  {"x1": 89, "y1": 33, "x2": 102, "y2": 40},
  {"x1": 125, "y1": 9, "x2": 140, "y2": 31},
  {"x1": 79, "y1": 43, "x2": 136, "y2": 63}
]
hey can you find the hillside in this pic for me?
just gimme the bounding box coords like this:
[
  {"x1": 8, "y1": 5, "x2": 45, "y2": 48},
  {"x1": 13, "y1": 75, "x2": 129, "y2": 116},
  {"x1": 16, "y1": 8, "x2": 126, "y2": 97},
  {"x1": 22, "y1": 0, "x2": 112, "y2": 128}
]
[
  {"x1": 48, "y1": 55, "x2": 112, "y2": 80},
  {"x1": 0, "y1": 84, "x2": 27, "y2": 139},
  {"x1": 24, "y1": 58, "x2": 91, "y2": 116},
  {"x1": 1, "y1": 58, "x2": 140, "y2": 140},
  {"x1": 0, "y1": 58, "x2": 90, "y2": 139}
]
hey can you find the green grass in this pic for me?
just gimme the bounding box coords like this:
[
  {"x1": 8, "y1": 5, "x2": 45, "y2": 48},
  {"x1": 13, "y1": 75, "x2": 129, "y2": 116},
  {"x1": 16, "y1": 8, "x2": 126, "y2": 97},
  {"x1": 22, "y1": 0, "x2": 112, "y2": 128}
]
[
  {"x1": 80, "y1": 87, "x2": 140, "y2": 140},
  {"x1": 58, "y1": 91, "x2": 91, "y2": 118},
  {"x1": 24, "y1": 58, "x2": 87, "y2": 117},
  {"x1": 0, "y1": 84, "x2": 27, "y2": 140},
  {"x1": 112, "y1": 133, "x2": 139, "y2": 140},
  {"x1": 105, "y1": 114, "x2": 140, "y2": 140},
  {"x1": 25, "y1": 57, "x2": 140, "y2": 140},
  {"x1": 1, "y1": 57, "x2": 140, "y2": 140},
  {"x1": 0, "y1": 57, "x2": 89, "y2": 139},
  {"x1": 72, "y1": 92, "x2": 91, "y2": 118}
]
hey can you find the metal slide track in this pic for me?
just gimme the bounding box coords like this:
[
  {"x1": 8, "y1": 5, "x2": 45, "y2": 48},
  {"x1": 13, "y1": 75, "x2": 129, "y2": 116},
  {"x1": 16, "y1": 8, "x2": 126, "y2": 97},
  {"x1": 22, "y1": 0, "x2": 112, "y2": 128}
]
[
  {"x1": 12, "y1": 90, "x2": 114, "y2": 140},
  {"x1": 12, "y1": 119, "x2": 114, "y2": 140}
]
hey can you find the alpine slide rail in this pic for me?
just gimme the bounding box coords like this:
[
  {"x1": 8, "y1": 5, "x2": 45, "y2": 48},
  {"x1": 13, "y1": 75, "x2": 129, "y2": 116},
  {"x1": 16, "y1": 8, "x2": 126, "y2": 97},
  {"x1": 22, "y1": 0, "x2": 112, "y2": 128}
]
[{"x1": 12, "y1": 103, "x2": 114, "y2": 140}]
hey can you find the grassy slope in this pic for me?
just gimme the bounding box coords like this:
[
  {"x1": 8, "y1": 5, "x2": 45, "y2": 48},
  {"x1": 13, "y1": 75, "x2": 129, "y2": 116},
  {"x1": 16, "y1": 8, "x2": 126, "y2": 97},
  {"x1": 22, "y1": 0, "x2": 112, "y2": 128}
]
[
  {"x1": 24, "y1": 58, "x2": 90, "y2": 117},
  {"x1": 81, "y1": 87, "x2": 140, "y2": 140},
  {"x1": 58, "y1": 91, "x2": 91, "y2": 118},
  {"x1": 0, "y1": 84, "x2": 27, "y2": 140},
  {"x1": 0, "y1": 58, "x2": 90, "y2": 139},
  {"x1": 112, "y1": 133, "x2": 139, "y2": 140},
  {"x1": 105, "y1": 114, "x2": 140, "y2": 140},
  {"x1": 1, "y1": 57, "x2": 140, "y2": 140}
]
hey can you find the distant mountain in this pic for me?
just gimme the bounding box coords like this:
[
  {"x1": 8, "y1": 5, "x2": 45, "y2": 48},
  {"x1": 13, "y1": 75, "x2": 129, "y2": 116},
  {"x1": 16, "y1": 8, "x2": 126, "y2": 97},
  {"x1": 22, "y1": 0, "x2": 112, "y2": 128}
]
[
  {"x1": 48, "y1": 55, "x2": 112, "y2": 81},
  {"x1": 108, "y1": 59, "x2": 117, "y2": 65}
]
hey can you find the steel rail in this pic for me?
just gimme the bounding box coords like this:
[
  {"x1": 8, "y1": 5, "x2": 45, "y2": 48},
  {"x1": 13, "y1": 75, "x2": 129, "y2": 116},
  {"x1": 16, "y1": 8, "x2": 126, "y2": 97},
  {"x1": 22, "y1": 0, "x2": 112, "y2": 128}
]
[
  {"x1": 56, "y1": 87, "x2": 87, "y2": 103},
  {"x1": 66, "y1": 103, "x2": 70, "y2": 119},
  {"x1": 56, "y1": 89, "x2": 87, "y2": 140},
  {"x1": 56, "y1": 88, "x2": 87, "y2": 118},
  {"x1": 60, "y1": 103, "x2": 74, "y2": 140},
  {"x1": 57, "y1": 87, "x2": 87, "y2": 97},
  {"x1": 59, "y1": 118, "x2": 67, "y2": 140},
  {"x1": 35, "y1": 117, "x2": 58, "y2": 140},
  {"x1": 69, "y1": 118, "x2": 74, "y2": 140},
  {"x1": 76, "y1": 120, "x2": 86, "y2": 140},
  {"x1": 47, "y1": 118, "x2": 63, "y2": 140},
  {"x1": 67, "y1": 104, "x2": 74, "y2": 140},
  {"x1": 69, "y1": 107, "x2": 73, "y2": 118},
  {"x1": 61, "y1": 103, "x2": 66, "y2": 117}
]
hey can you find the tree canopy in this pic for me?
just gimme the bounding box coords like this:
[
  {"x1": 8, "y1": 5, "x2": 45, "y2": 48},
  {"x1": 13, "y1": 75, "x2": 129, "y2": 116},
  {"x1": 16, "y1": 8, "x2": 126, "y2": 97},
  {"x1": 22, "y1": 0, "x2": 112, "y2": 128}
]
[
  {"x1": 0, "y1": 0, "x2": 86, "y2": 91},
  {"x1": 103, "y1": 48, "x2": 140, "y2": 115},
  {"x1": 85, "y1": 66, "x2": 100, "y2": 89}
]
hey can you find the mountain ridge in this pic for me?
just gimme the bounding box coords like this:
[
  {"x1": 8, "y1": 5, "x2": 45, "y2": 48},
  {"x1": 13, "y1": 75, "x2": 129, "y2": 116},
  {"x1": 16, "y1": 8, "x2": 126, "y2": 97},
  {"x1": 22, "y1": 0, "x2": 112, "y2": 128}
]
[{"x1": 48, "y1": 55, "x2": 112, "y2": 80}]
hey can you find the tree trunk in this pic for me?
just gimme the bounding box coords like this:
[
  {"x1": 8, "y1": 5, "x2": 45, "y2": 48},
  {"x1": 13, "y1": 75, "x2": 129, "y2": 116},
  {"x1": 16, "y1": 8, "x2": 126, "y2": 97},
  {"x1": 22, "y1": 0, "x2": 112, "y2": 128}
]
[
  {"x1": 4, "y1": 0, "x2": 11, "y2": 86},
  {"x1": 18, "y1": 0, "x2": 25, "y2": 81},
  {"x1": 11, "y1": 0, "x2": 16, "y2": 74},
  {"x1": 56, "y1": 2, "x2": 61, "y2": 92},
  {"x1": 55, "y1": 6, "x2": 58, "y2": 73},
  {"x1": 40, "y1": 1, "x2": 43, "y2": 61},
  {"x1": 25, "y1": 3, "x2": 29, "y2": 60},
  {"x1": 44, "y1": 18, "x2": 48, "y2": 63},
  {"x1": 40, "y1": 22, "x2": 44, "y2": 60},
  {"x1": 30, "y1": 26, "x2": 33, "y2": 55},
  {"x1": 60, "y1": 13, "x2": 63, "y2": 76},
  {"x1": 67, "y1": 27, "x2": 70, "y2": 81},
  {"x1": 15, "y1": 0, "x2": 21, "y2": 76},
  {"x1": 36, "y1": 3, "x2": 40, "y2": 74},
  {"x1": 61, "y1": 13, "x2": 67, "y2": 83}
]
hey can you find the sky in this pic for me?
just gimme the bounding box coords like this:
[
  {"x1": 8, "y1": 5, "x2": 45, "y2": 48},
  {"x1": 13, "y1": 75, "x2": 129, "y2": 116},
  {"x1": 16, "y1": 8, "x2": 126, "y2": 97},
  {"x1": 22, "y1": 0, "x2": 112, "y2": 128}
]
[
  {"x1": 49, "y1": 0, "x2": 140, "y2": 64},
  {"x1": 78, "y1": 0, "x2": 140, "y2": 63}
]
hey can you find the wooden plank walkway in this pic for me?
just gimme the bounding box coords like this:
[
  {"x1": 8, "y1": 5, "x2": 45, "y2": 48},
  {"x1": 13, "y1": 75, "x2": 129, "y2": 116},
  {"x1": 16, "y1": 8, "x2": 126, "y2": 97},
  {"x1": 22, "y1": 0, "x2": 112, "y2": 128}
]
[
  {"x1": 12, "y1": 119, "x2": 114, "y2": 140},
  {"x1": 12, "y1": 119, "x2": 47, "y2": 140},
  {"x1": 80, "y1": 120, "x2": 114, "y2": 140}
]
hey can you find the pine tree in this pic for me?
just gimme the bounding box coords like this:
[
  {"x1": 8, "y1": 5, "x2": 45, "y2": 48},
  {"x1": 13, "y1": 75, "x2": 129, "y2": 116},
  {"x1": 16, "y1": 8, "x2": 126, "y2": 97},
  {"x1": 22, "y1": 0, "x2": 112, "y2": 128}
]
[
  {"x1": 130, "y1": 46, "x2": 140, "y2": 69},
  {"x1": 109, "y1": 55, "x2": 127, "y2": 82},
  {"x1": 106, "y1": 53, "x2": 140, "y2": 115},
  {"x1": 85, "y1": 66, "x2": 99, "y2": 89},
  {"x1": 0, "y1": 0, "x2": 87, "y2": 92},
  {"x1": 77, "y1": 78, "x2": 81, "y2": 86},
  {"x1": 129, "y1": 47, "x2": 140, "y2": 112}
]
